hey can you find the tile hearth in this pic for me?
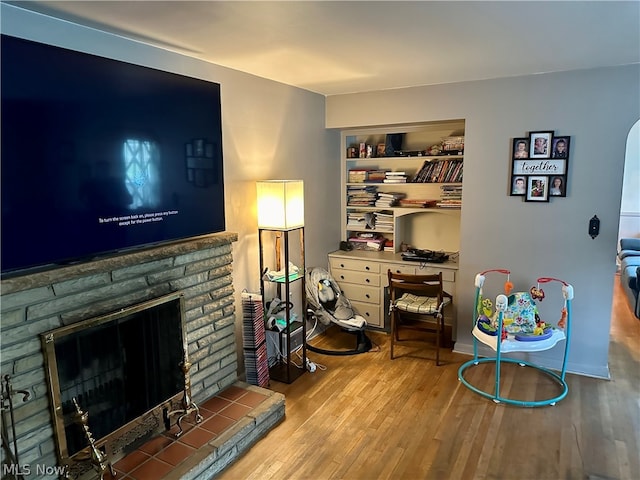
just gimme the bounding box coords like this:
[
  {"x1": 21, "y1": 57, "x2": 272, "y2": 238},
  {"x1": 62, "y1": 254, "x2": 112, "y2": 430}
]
[{"x1": 99, "y1": 382, "x2": 284, "y2": 480}]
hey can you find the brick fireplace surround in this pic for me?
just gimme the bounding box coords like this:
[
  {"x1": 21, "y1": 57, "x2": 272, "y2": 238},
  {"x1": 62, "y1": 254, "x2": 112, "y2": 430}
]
[{"x1": 1, "y1": 233, "x2": 285, "y2": 479}]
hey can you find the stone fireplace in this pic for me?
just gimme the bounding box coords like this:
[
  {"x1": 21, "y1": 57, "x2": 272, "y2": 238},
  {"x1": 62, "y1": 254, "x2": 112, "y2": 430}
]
[{"x1": 1, "y1": 233, "x2": 283, "y2": 477}]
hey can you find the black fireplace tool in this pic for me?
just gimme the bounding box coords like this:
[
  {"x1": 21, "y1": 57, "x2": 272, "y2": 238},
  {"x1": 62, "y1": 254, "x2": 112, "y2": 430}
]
[{"x1": 1, "y1": 374, "x2": 30, "y2": 479}]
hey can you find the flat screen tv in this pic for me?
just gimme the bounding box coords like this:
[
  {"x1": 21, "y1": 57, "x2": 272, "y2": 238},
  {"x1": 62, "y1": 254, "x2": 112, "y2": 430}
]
[{"x1": 1, "y1": 34, "x2": 225, "y2": 277}]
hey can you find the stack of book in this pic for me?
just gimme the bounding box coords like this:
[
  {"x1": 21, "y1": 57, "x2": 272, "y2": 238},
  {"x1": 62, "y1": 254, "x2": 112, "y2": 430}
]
[
  {"x1": 438, "y1": 185, "x2": 463, "y2": 208},
  {"x1": 383, "y1": 171, "x2": 408, "y2": 183},
  {"x1": 347, "y1": 185, "x2": 378, "y2": 206},
  {"x1": 413, "y1": 159, "x2": 463, "y2": 183},
  {"x1": 383, "y1": 239, "x2": 394, "y2": 252},
  {"x1": 398, "y1": 198, "x2": 438, "y2": 208},
  {"x1": 375, "y1": 191, "x2": 406, "y2": 207},
  {"x1": 347, "y1": 211, "x2": 367, "y2": 228},
  {"x1": 373, "y1": 211, "x2": 394, "y2": 231},
  {"x1": 365, "y1": 170, "x2": 387, "y2": 182},
  {"x1": 348, "y1": 169, "x2": 369, "y2": 183},
  {"x1": 348, "y1": 169, "x2": 390, "y2": 183}
]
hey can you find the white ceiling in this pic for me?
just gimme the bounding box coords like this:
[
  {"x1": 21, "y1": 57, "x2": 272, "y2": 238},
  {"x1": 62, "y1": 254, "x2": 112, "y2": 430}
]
[{"x1": 9, "y1": 1, "x2": 640, "y2": 96}]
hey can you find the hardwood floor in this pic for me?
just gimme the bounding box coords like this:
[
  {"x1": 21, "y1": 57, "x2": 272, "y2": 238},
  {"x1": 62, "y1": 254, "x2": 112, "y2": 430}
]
[{"x1": 219, "y1": 275, "x2": 639, "y2": 480}]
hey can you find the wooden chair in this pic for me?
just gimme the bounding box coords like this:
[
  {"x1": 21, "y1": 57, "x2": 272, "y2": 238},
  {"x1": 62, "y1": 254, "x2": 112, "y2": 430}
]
[{"x1": 387, "y1": 270, "x2": 453, "y2": 365}]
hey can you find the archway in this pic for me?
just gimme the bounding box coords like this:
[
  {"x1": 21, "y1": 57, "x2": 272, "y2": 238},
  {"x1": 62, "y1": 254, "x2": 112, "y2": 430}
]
[{"x1": 618, "y1": 120, "x2": 640, "y2": 243}]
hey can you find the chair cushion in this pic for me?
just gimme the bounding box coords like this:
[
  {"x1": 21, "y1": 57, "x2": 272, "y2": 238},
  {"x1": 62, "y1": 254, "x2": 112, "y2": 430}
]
[{"x1": 394, "y1": 293, "x2": 450, "y2": 314}]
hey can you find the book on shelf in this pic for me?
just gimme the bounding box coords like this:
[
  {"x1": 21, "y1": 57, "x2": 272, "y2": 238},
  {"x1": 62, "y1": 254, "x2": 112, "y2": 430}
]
[
  {"x1": 348, "y1": 169, "x2": 398, "y2": 183},
  {"x1": 348, "y1": 211, "x2": 393, "y2": 231},
  {"x1": 438, "y1": 185, "x2": 462, "y2": 208},
  {"x1": 398, "y1": 198, "x2": 439, "y2": 208},
  {"x1": 384, "y1": 171, "x2": 408, "y2": 183},
  {"x1": 365, "y1": 169, "x2": 387, "y2": 182},
  {"x1": 374, "y1": 223, "x2": 393, "y2": 232},
  {"x1": 436, "y1": 200, "x2": 462, "y2": 208},
  {"x1": 347, "y1": 212, "x2": 367, "y2": 227},
  {"x1": 348, "y1": 169, "x2": 369, "y2": 183},
  {"x1": 413, "y1": 158, "x2": 463, "y2": 183},
  {"x1": 383, "y1": 178, "x2": 407, "y2": 183},
  {"x1": 440, "y1": 185, "x2": 463, "y2": 196},
  {"x1": 373, "y1": 210, "x2": 394, "y2": 218},
  {"x1": 347, "y1": 184, "x2": 378, "y2": 206},
  {"x1": 375, "y1": 191, "x2": 406, "y2": 207}
]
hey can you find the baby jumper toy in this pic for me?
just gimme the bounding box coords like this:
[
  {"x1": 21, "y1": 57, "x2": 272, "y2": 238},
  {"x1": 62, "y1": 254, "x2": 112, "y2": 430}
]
[{"x1": 457, "y1": 269, "x2": 573, "y2": 407}]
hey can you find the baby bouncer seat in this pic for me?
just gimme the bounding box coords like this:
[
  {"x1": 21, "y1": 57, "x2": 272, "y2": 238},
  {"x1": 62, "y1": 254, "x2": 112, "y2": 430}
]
[
  {"x1": 306, "y1": 267, "x2": 373, "y2": 355},
  {"x1": 457, "y1": 269, "x2": 573, "y2": 407}
]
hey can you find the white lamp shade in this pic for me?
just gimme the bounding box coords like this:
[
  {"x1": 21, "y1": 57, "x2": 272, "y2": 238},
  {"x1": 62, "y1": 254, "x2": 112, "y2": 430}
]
[{"x1": 256, "y1": 180, "x2": 304, "y2": 229}]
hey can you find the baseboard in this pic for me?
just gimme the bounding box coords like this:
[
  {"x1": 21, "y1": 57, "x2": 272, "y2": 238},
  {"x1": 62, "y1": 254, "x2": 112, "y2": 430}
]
[{"x1": 453, "y1": 341, "x2": 611, "y2": 380}]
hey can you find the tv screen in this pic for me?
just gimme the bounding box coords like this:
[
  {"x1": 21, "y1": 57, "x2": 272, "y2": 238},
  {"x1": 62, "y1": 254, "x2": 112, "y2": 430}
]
[{"x1": 1, "y1": 34, "x2": 225, "y2": 276}]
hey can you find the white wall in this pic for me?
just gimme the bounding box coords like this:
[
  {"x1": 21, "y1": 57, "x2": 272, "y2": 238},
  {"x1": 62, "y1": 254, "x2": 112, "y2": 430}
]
[
  {"x1": 327, "y1": 66, "x2": 640, "y2": 378},
  {"x1": 2, "y1": 4, "x2": 342, "y2": 374}
]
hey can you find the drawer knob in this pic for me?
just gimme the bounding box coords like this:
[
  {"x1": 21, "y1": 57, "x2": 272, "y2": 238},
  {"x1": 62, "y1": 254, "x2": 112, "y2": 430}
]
[
  {"x1": 365, "y1": 266, "x2": 370, "y2": 271},
  {"x1": 365, "y1": 312, "x2": 370, "y2": 317},
  {"x1": 366, "y1": 278, "x2": 370, "y2": 283},
  {"x1": 365, "y1": 294, "x2": 370, "y2": 299},
  {"x1": 340, "y1": 263, "x2": 345, "y2": 268},
  {"x1": 340, "y1": 275, "x2": 345, "y2": 280}
]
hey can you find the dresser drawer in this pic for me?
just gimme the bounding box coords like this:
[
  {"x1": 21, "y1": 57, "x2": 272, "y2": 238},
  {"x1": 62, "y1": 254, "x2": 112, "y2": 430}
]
[
  {"x1": 350, "y1": 300, "x2": 383, "y2": 328},
  {"x1": 329, "y1": 257, "x2": 380, "y2": 274},
  {"x1": 333, "y1": 269, "x2": 380, "y2": 287},
  {"x1": 382, "y1": 263, "x2": 416, "y2": 277},
  {"x1": 339, "y1": 283, "x2": 380, "y2": 304},
  {"x1": 414, "y1": 266, "x2": 455, "y2": 283},
  {"x1": 380, "y1": 264, "x2": 455, "y2": 286},
  {"x1": 381, "y1": 265, "x2": 415, "y2": 287}
]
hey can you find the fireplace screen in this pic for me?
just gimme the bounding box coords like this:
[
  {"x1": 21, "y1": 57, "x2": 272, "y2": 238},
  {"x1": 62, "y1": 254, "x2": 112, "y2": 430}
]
[{"x1": 41, "y1": 292, "x2": 186, "y2": 460}]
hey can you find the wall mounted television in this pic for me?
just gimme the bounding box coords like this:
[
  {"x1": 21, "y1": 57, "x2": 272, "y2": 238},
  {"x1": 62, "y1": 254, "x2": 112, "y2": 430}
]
[{"x1": 1, "y1": 34, "x2": 225, "y2": 277}]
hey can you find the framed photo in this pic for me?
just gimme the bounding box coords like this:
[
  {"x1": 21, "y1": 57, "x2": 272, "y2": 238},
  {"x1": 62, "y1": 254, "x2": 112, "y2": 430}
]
[
  {"x1": 529, "y1": 131, "x2": 554, "y2": 159},
  {"x1": 510, "y1": 175, "x2": 527, "y2": 196},
  {"x1": 549, "y1": 175, "x2": 567, "y2": 197},
  {"x1": 551, "y1": 136, "x2": 570, "y2": 159},
  {"x1": 512, "y1": 137, "x2": 530, "y2": 159},
  {"x1": 526, "y1": 175, "x2": 549, "y2": 202}
]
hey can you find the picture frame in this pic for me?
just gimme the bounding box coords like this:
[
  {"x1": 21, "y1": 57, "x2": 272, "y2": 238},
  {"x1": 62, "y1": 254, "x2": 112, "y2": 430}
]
[
  {"x1": 549, "y1": 175, "x2": 567, "y2": 197},
  {"x1": 512, "y1": 137, "x2": 530, "y2": 159},
  {"x1": 510, "y1": 175, "x2": 527, "y2": 196},
  {"x1": 529, "y1": 131, "x2": 554, "y2": 159},
  {"x1": 526, "y1": 175, "x2": 549, "y2": 202},
  {"x1": 551, "y1": 136, "x2": 570, "y2": 159}
]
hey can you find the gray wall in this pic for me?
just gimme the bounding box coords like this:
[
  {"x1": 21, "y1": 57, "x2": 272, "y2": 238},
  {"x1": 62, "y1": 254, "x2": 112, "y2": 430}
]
[
  {"x1": 327, "y1": 66, "x2": 640, "y2": 378},
  {"x1": 4, "y1": 3, "x2": 638, "y2": 380}
]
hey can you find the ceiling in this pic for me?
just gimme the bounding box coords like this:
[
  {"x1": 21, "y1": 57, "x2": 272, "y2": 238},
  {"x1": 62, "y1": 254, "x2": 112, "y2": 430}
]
[{"x1": 8, "y1": 1, "x2": 640, "y2": 96}]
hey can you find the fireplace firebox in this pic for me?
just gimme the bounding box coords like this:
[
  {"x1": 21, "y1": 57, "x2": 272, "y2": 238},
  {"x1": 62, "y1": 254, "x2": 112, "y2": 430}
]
[{"x1": 41, "y1": 292, "x2": 191, "y2": 475}]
